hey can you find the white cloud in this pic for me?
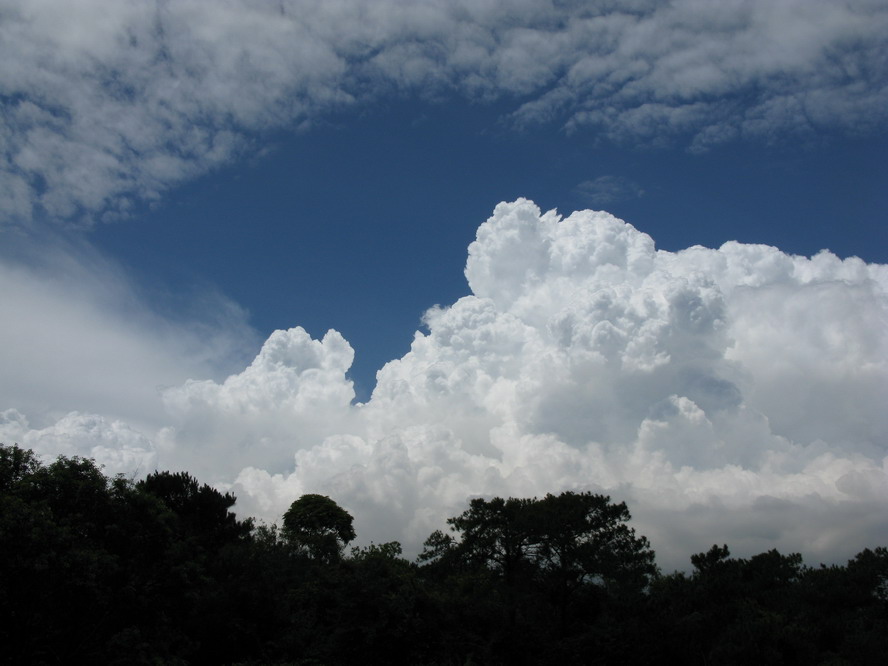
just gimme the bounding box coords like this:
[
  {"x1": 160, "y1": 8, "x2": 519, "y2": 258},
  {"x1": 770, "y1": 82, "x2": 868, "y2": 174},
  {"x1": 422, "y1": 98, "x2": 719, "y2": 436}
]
[
  {"x1": 0, "y1": 408, "x2": 156, "y2": 476},
  {"x1": 0, "y1": 232, "x2": 259, "y2": 433},
  {"x1": 10, "y1": 199, "x2": 883, "y2": 570},
  {"x1": 2, "y1": 0, "x2": 886, "y2": 226},
  {"x1": 159, "y1": 327, "x2": 359, "y2": 481},
  {"x1": 236, "y1": 200, "x2": 886, "y2": 569}
]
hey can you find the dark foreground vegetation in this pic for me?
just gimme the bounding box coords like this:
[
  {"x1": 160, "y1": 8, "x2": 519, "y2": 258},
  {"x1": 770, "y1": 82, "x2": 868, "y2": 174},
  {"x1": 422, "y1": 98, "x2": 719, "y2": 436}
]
[{"x1": 2, "y1": 443, "x2": 886, "y2": 665}]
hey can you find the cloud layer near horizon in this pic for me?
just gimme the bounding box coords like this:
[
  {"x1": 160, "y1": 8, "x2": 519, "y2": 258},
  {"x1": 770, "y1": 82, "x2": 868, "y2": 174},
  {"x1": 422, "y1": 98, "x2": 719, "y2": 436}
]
[
  {"x1": 3, "y1": 199, "x2": 886, "y2": 570},
  {"x1": 3, "y1": 0, "x2": 887, "y2": 226}
]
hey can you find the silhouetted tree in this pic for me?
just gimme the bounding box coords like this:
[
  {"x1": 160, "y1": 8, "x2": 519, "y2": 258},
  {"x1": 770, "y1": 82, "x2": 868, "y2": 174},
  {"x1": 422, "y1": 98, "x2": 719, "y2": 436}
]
[
  {"x1": 419, "y1": 491, "x2": 657, "y2": 663},
  {"x1": 282, "y1": 493, "x2": 356, "y2": 562},
  {"x1": 4, "y1": 443, "x2": 886, "y2": 665},
  {"x1": 423, "y1": 492, "x2": 655, "y2": 589},
  {"x1": 138, "y1": 470, "x2": 252, "y2": 549},
  {"x1": 0, "y1": 444, "x2": 41, "y2": 492}
]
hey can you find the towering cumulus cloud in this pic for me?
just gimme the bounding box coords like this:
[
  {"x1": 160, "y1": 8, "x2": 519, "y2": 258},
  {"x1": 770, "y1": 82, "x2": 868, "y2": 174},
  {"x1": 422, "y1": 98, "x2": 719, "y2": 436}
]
[
  {"x1": 3, "y1": 200, "x2": 885, "y2": 569},
  {"x1": 227, "y1": 200, "x2": 885, "y2": 568}
]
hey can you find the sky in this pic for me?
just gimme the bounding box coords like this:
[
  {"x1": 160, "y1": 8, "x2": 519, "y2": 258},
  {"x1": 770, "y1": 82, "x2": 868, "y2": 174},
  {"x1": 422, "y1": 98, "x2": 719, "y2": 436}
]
[{"x1": 1, "y1": 0, "x2": 887, "y2": 571}]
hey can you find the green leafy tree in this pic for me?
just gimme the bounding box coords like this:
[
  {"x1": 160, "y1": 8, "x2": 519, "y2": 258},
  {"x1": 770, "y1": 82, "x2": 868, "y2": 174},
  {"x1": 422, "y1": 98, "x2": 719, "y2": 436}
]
[
  {"x1": 0, "y1": 446, "x2": 176, "y2": 663},
  {"x1": 0, "y1": 444, "x2": 41, "y2": 492},
  {"x1": 533, "y1": 492, "x2": 657, "y2": 589},
  {"x1": 419, "y1": 492, "x2": 657, "y2": 662},
  {"x1": 331, "y1": 542, "x2": 432, "y2": 663},
  {"x1": 529, "y1": 491, "x2": 657, "y2": 639},
  {"x1": 138, "y1": 470, "x2": 252, "y2": 549},
  {"x1": 282, "y1": 494, "x2": 356, "y2": 562},
  {"x1": 422, "y1": 492, "x2": 655, "y2": 591}
]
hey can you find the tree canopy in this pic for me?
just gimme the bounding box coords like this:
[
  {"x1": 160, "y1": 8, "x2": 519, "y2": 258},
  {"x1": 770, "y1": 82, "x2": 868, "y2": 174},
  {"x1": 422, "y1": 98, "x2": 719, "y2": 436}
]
[
  {"x1": 282, "y1": 493, "x2": 356, "y2": 562},
  {"x1": 2, "y1": 443, "x2": 886, "y2": 665},
  {"x1": 422, "y1": 491, "x2": 656, "y2": 590}
]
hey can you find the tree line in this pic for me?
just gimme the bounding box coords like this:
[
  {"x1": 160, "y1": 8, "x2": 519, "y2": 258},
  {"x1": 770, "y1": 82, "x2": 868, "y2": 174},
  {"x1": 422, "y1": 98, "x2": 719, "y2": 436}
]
[{"x1": 1, "y1": 443, "x2": 886, "y2": 664}]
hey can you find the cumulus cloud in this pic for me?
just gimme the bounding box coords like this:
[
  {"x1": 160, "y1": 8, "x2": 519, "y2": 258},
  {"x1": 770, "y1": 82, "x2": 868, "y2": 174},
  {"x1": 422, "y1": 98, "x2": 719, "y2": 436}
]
[
  {"x1": 2, "y1": 0, "x2": 886, "y2": 225},
  {"x1": 13, "y1": 199, "x2": 884, "y2": 570},
  {"x1": 158, "y1": 327, "x2": 359, "y2": 482},
  {"x1": 0, "y1": 408, "x2": 157, "y2": 476},
  {"x1": 237, "y1": 200, "x2": 888, "y2": 569}
]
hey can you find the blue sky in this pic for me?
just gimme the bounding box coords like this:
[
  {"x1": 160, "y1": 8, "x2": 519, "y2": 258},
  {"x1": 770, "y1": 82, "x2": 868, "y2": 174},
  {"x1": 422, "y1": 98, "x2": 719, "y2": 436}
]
[{"x1": 2, "y1": 0, "x2": 887, "y2": 568}]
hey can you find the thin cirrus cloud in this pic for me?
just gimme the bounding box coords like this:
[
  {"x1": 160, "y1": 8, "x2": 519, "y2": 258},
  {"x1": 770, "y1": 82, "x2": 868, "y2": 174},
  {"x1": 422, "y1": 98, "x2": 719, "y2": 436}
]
[
  {"x1": 4, "y1": 200, "x2": 885, "y2": 570},
  {"x1": 0, "y1": 232, "x2": 260, "y2": 435},
  {"x1": 2, "y1": 0, "x2": 886, "y2": 226},
  {"x1": 575, "y1": 175, "x2": 645, "y2": 206}
]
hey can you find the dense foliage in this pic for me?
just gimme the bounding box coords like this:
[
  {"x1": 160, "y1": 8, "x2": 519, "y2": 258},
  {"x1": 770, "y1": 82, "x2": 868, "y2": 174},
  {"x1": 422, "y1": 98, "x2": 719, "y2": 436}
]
[
  {"x1": 282, "y1": 493, "x2": 356, "y2": 562},
  {"x1": 1, "y1": 443, "x2": 886, "y2": 664}
]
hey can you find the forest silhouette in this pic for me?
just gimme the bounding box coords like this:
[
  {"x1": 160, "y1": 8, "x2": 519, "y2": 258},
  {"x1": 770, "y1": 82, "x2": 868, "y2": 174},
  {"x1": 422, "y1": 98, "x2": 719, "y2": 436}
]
[{"x1": 1, "y1": 443, "x2": 886, "y2": 665}]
